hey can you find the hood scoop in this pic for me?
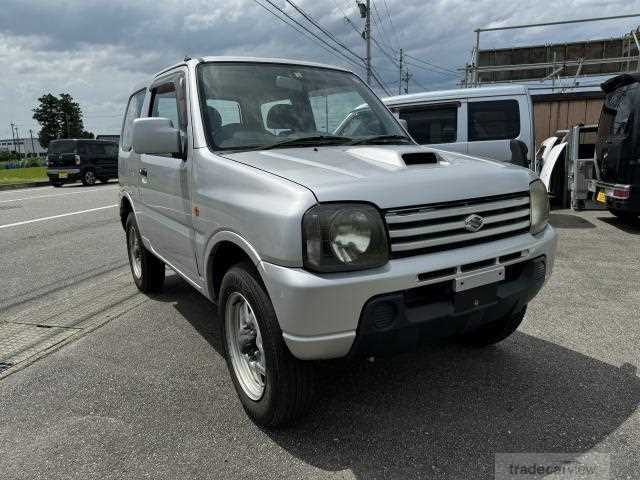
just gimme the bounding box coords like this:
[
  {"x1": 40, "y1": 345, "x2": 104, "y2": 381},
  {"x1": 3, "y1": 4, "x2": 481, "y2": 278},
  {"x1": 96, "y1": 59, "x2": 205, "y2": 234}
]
[
  {"x1": 346, "y1": 147, "x2": 441, "y2": 170},
  {"x1": 402, "y1": 151, "x2": 439, "y2": 165}
]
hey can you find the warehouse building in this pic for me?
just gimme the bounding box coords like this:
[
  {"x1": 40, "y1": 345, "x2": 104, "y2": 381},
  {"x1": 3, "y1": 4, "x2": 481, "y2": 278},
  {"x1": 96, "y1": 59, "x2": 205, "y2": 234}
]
[{"x1": 0, "y1": 137, "x2": 46, "y2": 156}]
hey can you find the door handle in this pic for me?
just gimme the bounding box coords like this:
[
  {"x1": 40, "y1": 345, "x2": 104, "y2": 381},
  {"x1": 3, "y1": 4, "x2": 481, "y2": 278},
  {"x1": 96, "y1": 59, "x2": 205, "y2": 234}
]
[{"x1": 139, "y1": 168, "x2": 148, "y2": 177}]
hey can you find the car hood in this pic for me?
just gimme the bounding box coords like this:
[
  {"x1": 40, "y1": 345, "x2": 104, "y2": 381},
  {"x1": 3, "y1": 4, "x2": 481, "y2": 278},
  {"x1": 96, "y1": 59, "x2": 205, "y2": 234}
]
[{"x1": 223, "y1": 146, "x2": 536, "y2": 209}]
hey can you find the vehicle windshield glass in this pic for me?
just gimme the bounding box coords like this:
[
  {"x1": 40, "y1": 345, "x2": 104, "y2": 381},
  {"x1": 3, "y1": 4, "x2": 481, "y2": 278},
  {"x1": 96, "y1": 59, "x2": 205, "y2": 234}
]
[{"x1": 197, "y1": 62, "x2": 409, "y2": 151}]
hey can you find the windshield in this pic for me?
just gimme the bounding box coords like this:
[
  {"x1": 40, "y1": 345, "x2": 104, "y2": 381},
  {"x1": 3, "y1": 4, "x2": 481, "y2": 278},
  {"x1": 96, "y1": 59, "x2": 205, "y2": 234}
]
[{"x1": 197, "y1": 62, "x2": 409, "y2": 151}]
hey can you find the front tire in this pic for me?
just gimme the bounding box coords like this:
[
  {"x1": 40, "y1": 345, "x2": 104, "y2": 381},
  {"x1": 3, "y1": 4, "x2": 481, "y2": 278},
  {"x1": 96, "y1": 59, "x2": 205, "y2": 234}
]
[
  {"x1": 219, "y1": 263, "x2": 315, "y2": 427},
  {"x1": 81, "y1": 169, "x2": 96, "y2": 186},
  {"x1": 125, "y1": 213, "x2": 165, "y2": 293},
  {"x1": 458, "y1": 306, "x2": 527, "y2": 347}
]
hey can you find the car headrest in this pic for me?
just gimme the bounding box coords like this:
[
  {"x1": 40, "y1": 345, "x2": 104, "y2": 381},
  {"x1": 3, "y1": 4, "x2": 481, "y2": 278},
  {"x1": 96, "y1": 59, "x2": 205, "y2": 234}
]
[
  {"x1": 267, "y1": 104, "x2": 300, "y2": 130},
  {"x1": 206, "y1": 106, "x2": 222, "y2": 131}
]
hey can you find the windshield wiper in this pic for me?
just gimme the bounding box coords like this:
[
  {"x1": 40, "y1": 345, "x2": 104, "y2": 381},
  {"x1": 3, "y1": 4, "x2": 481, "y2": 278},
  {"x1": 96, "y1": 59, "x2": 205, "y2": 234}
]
[
  {"x1": 259, "y1": 135, "x2": 354, "y2": 150},
  {"x1": 348, "y1": 134, "x2": 413, "y2": 145}
]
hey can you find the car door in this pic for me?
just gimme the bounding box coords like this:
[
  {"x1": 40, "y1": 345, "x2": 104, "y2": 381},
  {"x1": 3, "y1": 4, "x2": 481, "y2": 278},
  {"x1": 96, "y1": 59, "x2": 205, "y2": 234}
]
[
  {"x1": 138, "y1": 71, "x2": 197, "y2": 278},
  {"x1": 466, "y1": 98, "x2": 521, "y2": 162},
  {"x1": 392, "y1": 102, "x2": 468, "y2": 154}
]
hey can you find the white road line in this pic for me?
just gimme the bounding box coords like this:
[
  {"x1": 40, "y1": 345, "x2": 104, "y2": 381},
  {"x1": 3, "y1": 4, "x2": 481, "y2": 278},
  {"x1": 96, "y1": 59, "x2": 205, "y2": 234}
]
[
  {"x1": 0, "y1": 204, "x2": 118, "y2": 230},
  {"x1": 0, "y1": 187, "x2": 117, "y2": 204}
]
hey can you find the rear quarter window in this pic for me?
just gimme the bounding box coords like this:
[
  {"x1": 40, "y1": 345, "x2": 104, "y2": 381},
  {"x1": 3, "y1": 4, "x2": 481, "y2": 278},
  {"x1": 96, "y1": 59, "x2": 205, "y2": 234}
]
[
  {"x1": 48, "y1": 140, "x2": 76, "y2": 154},
  {"x1": 468, "y1": 100, "x2": 520, "y2": 141}
]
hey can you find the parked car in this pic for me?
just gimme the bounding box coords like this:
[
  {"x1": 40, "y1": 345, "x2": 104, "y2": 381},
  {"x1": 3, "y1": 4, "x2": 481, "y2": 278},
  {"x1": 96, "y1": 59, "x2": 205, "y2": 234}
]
[
  {"x1": 119, "y1": 57, "x2": 556, "y2": 427},
  {"x1": 591, "y1": 73, "x2": 640, "y2": 222},
  {"x1": 363, "y1": 86, "x2": 534, "y2": 165},
  {"x1": 46, "y1": 139, "x2": 118, "y2": 187}
]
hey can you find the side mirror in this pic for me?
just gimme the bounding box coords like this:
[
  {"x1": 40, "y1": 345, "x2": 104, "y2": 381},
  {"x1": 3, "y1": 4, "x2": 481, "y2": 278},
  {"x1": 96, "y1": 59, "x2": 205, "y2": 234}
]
[{"x1": 132, "y1": 117, "x2": 181, "y2": 155}]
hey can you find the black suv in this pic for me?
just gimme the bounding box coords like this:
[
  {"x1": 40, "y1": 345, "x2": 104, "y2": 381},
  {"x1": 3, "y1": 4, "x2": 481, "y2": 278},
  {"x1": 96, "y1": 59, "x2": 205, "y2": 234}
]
[{"x1": 46, "y1": 139, "x2": 119, "y2": 187}]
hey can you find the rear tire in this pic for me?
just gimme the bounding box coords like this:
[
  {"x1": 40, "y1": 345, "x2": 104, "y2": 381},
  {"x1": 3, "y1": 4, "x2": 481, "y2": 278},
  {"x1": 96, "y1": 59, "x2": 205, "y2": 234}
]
[
  {"x1": 125, "y1": 213, "x2": 165, "y2": 293},
  {"x1": 81, "y1": 169, "x2": 96, "y2": 186},
  {"x1": 458, "y1": 306, "x2": 527, "y2": 347},
  {"x1": 219, "y1": 263, "x2": 315, "y2": 427},
  {"x1": 610, "y1": 209, "x2": 639, "y2": 224}
]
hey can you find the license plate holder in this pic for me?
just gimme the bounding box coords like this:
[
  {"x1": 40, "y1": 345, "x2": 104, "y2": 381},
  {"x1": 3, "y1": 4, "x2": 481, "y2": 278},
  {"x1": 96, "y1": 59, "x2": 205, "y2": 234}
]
[
  {"x1": 58, "y1": 172, "x2": 68, "y2": 179},
  {"x1": 454, "y1": 266, "x2": 505, "y2": 292}
]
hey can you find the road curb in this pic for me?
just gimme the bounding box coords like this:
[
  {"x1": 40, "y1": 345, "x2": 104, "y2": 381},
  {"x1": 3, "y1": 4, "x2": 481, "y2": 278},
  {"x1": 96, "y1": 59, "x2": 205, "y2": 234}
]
[{"x1": 0, "y1": 181, "x2": 50, "y2": 192}]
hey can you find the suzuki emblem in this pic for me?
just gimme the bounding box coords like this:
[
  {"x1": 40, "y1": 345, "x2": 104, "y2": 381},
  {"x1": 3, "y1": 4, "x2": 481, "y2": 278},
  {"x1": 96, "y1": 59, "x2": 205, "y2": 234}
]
[{"x1": 464, "y1": 214, "x2": 485, "y2": 232}]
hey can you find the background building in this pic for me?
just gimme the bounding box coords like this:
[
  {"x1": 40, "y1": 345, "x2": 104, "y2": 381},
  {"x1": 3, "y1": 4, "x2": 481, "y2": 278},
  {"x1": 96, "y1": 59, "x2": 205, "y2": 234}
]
[
  {"x1": 0, "y1": 137, "x2": 46, "y2": 156},
  {"x1": 465, "y1": 23, "x2": 640, "y2": 145}
]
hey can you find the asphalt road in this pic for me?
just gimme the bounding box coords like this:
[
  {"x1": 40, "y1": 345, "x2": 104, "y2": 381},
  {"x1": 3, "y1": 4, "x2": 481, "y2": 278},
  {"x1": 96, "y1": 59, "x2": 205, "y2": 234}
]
[{"x1": 0, "y1": 185, "x2": 639, "y2": 479}]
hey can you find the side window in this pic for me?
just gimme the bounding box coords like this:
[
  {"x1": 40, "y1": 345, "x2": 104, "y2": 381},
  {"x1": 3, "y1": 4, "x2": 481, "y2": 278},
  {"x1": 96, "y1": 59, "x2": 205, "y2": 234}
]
[
  {"x1": 468, "y1": 100, "x2": 520, "y2": 141},
  {"x1": 207, "y1": 99, "x2": 242, "y2": 126},
  {"x1": 121, "y1": 90, "x2": 146, "y2": 151},
  {"x1": 106, "y1": 144, "x2": 118, "y2": 157},
  {"x1": 398, "y1": 106, "x2": 458, "y2": 144},
  {"x1": 93, "y1": 143, "x2": 107, "y2": 155},
  {"x1": 150, "y1": 83, "x2": 180, "y2": 129}
]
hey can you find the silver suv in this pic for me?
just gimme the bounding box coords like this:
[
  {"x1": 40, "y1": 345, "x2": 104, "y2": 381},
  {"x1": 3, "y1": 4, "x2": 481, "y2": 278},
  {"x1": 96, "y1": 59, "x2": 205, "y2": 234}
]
[{"x1": 119, "y1": 57, "x2": 557, "y2": 427}]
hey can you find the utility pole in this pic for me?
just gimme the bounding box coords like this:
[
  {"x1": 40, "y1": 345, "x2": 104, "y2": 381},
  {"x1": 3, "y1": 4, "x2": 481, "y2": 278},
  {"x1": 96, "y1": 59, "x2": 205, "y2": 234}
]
[
  {"x1": 29, "y1": 129, "x2": 36, "y2": 156},
  {"x1": 403, "y1": 69, "x2": 412, "y2": 94},
  {"x1": 398, "y1": 48, "x2": 404, "y2": 94},
  {"x1": 9, "y1": 123, "x2": 17, "y2": 157},
  {"x1": 357, "y1": 0, "x2": 371, "y2": 85},
  {"x1": 15, "y1": 127, "x2": 21, "y2": 158},
  {"x1": 365, "y1": 0, "x2": 371, "y2": 85}
]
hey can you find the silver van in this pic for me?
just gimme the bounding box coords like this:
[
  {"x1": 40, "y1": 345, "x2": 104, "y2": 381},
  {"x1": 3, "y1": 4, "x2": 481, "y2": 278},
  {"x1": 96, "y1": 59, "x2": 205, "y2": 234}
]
[
  {"x1": 119, "y1": 57, "x2": 555, "y2": 427},
  {"x1": 380, "y1": 86, "x2": 534, "y2": 164}
]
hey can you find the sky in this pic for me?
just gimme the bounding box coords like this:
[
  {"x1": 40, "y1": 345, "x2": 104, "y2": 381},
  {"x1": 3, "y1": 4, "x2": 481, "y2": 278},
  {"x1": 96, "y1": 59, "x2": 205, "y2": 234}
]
[{"x1": 0, "y1": 0, "x2": 638, "y2": 140}]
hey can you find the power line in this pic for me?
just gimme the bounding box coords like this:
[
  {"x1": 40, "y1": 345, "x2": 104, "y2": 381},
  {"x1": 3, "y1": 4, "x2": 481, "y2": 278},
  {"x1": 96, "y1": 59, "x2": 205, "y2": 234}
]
[
  {"x1": 404, "y1": 53, "x2": 459, "y2": 74},
  {"x1": 371, "y1": 0, "x2": 396, "y2": 54},
  {"x1": 252, "y1": 0, "x2": 363, "y2": 69},
  {"x1": 283, "y1": 0, "x2": 364, "y2": 62},
  {"x1": 254, "y1": 0, "x2": 392, "y2": 94},
  {"x1": 381, "y1": 0, "x2": 400, "y2": 48}
]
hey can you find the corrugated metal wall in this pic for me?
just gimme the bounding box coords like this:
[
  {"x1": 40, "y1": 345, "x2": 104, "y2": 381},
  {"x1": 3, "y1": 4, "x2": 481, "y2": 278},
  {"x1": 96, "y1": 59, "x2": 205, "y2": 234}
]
[{"x1": 533, "y1": 98, "x2": 603, "y2": 146}]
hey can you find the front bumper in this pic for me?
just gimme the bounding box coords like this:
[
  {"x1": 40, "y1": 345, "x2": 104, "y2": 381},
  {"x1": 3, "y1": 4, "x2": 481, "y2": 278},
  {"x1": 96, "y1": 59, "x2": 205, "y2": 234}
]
[{"x1": 260, "y1": 226, "x2": 557, "y2": 360}]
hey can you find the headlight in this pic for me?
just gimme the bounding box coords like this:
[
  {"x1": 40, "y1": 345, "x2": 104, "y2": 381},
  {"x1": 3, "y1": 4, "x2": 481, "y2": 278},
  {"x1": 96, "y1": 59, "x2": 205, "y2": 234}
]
[
  {"x1": 302, "y1": 203, "x2": 388, "y2": 272},
  {"x1": 530, "y1": 179, "x2": 550, "y2": 235}
]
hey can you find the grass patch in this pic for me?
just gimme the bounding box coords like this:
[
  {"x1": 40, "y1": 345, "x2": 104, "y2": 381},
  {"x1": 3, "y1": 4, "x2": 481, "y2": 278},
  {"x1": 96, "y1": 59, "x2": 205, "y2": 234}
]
[{"x1": 0, "y1": 167, "x2": 48, "y2": 185}]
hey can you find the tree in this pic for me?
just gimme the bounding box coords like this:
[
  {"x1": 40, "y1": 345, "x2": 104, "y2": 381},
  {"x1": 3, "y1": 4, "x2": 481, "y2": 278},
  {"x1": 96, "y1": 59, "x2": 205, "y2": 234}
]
[{"x1": 32, "y1": 93, "x2": 94, "y2": 148}]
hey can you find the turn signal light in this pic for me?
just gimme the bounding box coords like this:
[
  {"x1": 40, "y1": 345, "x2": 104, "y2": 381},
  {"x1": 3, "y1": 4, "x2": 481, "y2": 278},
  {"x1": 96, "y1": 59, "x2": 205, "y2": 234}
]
[{"x1": 74, "y1": 154, "x2": 81, "y2": 166}]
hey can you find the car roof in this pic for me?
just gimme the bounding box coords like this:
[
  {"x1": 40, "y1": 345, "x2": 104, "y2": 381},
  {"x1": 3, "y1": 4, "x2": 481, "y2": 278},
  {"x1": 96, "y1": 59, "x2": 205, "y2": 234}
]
[
  {"x1": 154, "y1": 56, "x2": 352, "y2": 78},
  {"x1": 382, "y1": 85, "x2": 529, "y2": 106}
]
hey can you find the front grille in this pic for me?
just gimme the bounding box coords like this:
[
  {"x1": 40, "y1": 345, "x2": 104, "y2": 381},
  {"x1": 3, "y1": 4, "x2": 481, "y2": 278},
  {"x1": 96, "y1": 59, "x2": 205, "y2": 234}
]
[{"x1": 385, "y1": 192, "x2": 530, "y2": 258}]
